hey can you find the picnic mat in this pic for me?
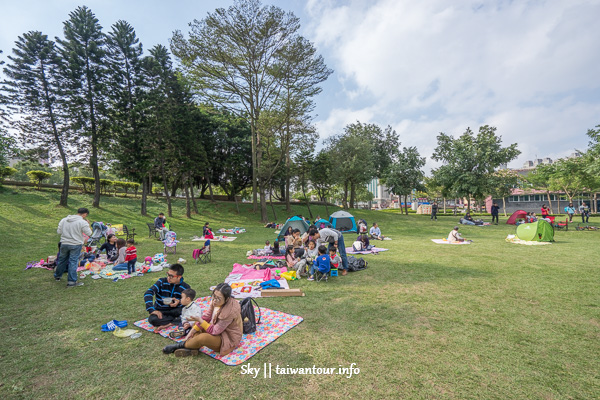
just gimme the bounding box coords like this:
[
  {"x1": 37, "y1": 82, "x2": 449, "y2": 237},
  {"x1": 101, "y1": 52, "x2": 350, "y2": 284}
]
[
  {"x1": 431, "y1": 239, "x2": 471, "y2": 245},
  {"x1": 192, "y1": 236, "x2": 237, "y2": 242},
  {"x1": 505, "y1": 235, "x2": 552, "y2": 245},
  {"x1": 231, "y1": 263, "x2": 288, "y2": 280},
  {"x1": 134, "y1": 296, "x2": 303, "y2": 366},
  {"x1": 224, "y1": 278, "x2": 290, "y2": 298},
  {"x1": 247, "y1": 255, "x2": 285, "y2": 260},
  {"x1": 218, "y1": 228, "x2": 246, "y2": 234},
  {"x1": 345, "y1": 247, "x2": 389, "y2": 254}
]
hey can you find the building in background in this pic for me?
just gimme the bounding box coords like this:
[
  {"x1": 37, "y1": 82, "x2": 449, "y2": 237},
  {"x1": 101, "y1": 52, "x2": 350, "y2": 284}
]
[{"x1": 367, "y1": 178, "x2": 396, "y2": 209}]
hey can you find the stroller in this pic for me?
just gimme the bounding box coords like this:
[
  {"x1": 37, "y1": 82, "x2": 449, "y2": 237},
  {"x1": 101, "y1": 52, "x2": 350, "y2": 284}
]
[
  {"x1": 163, "y1": 231, "x2": 179, "y2": 254},
  {"x1": 87, "y1": 222, "x2": 108, "y2": 247}
]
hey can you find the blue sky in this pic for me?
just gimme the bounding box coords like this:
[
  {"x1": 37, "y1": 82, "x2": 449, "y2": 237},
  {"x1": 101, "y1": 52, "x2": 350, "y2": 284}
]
[{"x1": 2, "y1": 0, "x2": 599, "y2": 171}]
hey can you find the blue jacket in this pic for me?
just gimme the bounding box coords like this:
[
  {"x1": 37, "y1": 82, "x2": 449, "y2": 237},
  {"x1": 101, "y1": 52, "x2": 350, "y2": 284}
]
[
  {"x1": 144, "y1": 277, "x2": 190, "y2": 313},
  {"x1": 313, "y1": 254, "x2": 331, "y2": 273}
]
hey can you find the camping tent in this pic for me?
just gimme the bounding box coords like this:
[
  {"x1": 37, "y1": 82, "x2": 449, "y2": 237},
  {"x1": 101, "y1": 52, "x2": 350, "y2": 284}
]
[
  {"x1": 516, "y1": 220, "x2": 554, "y2": 242},
  {"x1": 506, "y1": 209, "x2": 527, "y2": 225},
  {"x1": 276, "y1": 216, "x2": 309, "y2": 241},
  {"x1": 329, "y1": 210, "x2": 357, "y2": 233},
  {"x1": 315, "y1": 218, "x2": 333, "y2": 229}
]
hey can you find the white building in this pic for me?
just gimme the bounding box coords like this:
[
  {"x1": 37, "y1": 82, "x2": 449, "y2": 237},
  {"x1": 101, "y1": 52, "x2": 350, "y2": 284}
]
[{"x1": 367, "y1": 178, "x2": 395, "y2": 208}]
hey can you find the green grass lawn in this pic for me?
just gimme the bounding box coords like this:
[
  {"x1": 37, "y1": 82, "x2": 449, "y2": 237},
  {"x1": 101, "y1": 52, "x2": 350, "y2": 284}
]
[{"x1": 0, "y1": 186, "x2": 598, "y2": 399}]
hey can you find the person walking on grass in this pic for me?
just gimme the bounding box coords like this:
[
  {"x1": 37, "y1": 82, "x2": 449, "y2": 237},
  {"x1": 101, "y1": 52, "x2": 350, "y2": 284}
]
[
  {"x1": 431, "y1": 202, "x2": 438, "y2": 221},
  {"x1": 564, "y1": 203, "x2": 575, "y2": 222},
  {"x1": 491, "y1": 202, "x2": 500, "y2": 225},
  {"x1": 54, "y1": 208, "x2": 92, "y2": 288}
]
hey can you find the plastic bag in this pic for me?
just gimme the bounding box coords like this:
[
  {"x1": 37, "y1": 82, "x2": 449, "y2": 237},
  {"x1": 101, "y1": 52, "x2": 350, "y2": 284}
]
[{"x1": 280, "y1": 271, "x2": 297, "y2": 281}]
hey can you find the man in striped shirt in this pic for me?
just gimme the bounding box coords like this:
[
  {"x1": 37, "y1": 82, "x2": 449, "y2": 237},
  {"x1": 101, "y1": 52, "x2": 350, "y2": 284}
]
[{"x1": 144, "y1": 264, "x2": 191, "y2": 330}]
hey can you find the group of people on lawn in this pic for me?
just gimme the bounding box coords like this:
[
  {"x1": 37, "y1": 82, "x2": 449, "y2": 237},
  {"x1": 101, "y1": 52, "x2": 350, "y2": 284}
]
[
  {"x1": 274, "y1": 218, "x2": 385, "y2": 280},
  {"x1": 54, "y1": 208, "x2": 242, "y2": 358}
]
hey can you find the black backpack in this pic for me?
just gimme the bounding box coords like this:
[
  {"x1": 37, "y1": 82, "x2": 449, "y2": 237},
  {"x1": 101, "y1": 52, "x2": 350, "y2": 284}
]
[
  {"x1": 240, "y1": 298, "x2": 261, "y2": 334},
  {"x1": 347, "y1": 256, "x2": 368, "y2": 272}
]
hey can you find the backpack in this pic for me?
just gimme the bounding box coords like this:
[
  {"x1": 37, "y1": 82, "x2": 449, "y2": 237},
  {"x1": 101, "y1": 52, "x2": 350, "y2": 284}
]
[
  {"x1": 352, "y1": 241, "x2": 364, "y2": 252},
  {"x1": 240, "y1": 297, "x2": 261, "y2": 334},
  {"x1": 347, "y1": 256, "x2": 368, "y2": 272}
]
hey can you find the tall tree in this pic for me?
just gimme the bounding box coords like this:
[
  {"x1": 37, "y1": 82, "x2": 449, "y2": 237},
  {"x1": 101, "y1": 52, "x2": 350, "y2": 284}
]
[
  {"x1": 548, "y1": 157, "x2": 587, "y2": 204},
  {"x1": 4, "y1": 31, "x2": 71, "y2": 206},
  {"x1": 431, "y1": 125, "x2": 520, "y2": 211},
  {"x1": 524, "y1": 164, "x2": 557, "y2": 214},
  {"x1": 381, "y1": 146, "x2": 426, "y2": 215},
  {"x1": 171, "y1": 0, "x2": 331, "y2": 222},
  {"x1": 56, "y1": 6, "x2": 108, "y2": 208},
  {"x1": 310, "y1": 149, "x2": 334, "y2": 215},
  {"x1": 490, "y1": 169, "x2": 521, "y2": 216}
]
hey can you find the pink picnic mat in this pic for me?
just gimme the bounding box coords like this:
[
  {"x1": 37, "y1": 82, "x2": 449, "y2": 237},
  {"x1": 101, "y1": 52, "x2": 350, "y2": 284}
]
[
  {"x1": 247, "y1": 255, "x2": 285, "y2": 260},
  {"x1": 134, "y1": 296, "x2": 303, "y2": 366}
]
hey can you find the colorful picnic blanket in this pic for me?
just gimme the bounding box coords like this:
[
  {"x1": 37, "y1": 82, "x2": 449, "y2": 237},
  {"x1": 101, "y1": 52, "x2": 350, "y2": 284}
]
[
  {"x1": 134, "y1": 296, "x2": 303, "y2": 366},
  {"x1": 218, "y1": 228, "x2": 246, "y2": 234},
  {"x1": 192, "y1": 235, "x2": 237, "y2": 242},
  {"x1": 431, "y1": 239, "x2": 471, "y2": 245},
  {"x1": 345, "y1": 247, "x2": 389, "y2": 255},
  {"x1": 247, "y1": 254, "x2": 285, "y2": 260},
  {"x1": 231, "y1": 263, "x2": 287, "y2": 280}
]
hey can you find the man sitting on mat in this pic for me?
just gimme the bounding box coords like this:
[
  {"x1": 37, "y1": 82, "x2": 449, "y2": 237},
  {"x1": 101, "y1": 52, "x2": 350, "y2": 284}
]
[{"x1": 144, "y1": 264, "x2": 191, "y2": 331}]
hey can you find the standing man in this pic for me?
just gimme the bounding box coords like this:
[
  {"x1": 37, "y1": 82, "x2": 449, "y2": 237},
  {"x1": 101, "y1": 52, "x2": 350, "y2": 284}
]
[
  {"x1": 154, "y1": 212, "x2": 168, "y2": 240},
  {"x1": 579, "y1": 202, "x2": 590, "y2": 223},
  {"x1": 144, "y1": 264, "x2": 190, "y2": 331},
  {"x1": 55, "y1": 208, "x2": 92, "y2": 288},
  {"x1": 431, "y1": 202, "x2": 438, "y2": 221},
  {"x1": 491, "y1": 202, "x2": 500, "y2": 225},
  {"x1": 313, "y1": 227, "x2": 349, "y2": 275}
]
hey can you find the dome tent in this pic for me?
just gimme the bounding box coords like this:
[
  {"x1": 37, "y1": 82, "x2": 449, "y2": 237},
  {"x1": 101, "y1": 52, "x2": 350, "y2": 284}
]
[
  {"x1": 315, "y1": 218, "x2": 333, "y2": 229},
  {"x1": 329, "y1": 210, "x2": 357, "y2": 233},
  {"x1": 276, "y1": 216, "x2": 310, "y2": 242},
  {"x1": 516, "y1": 220, "x2": 554, "y2": 242},
  {"x1": 506, "y1": 209, "x2": 527, "y2": 225}
]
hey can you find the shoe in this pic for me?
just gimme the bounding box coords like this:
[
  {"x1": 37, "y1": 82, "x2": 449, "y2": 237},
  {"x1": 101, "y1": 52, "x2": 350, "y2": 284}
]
[
  {"x1": 341, "y1": 269, "x2": 348, "y2": 276},
  {"x1": 163, "y1": 341, "x2": 186, "y2": 355},
  {"x1": 307, "y1": 276, "x2": 314, "y2": 281},
  {"x1": 54, "y1": 276, "x2": 61, "y2": 281},
  {"x1": 169, "y1": 330, "x2": 185, "y2": 339},
  {"x1": 102, "y1": 320, "x2": 128, "y2": 332},
  {"x1": 174, "y1": 348, "x2": 199, "y2": 357},
  {"x1": 66, "y1": 281, "x2": 84, "y2": 288}
]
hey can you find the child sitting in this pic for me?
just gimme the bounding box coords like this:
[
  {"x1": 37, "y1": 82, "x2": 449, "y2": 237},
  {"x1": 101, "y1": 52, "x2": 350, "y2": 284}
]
[
  {"x1": 271, "y1": 240, "x2": 282, "y2": 255},
  {"x1": 264, "y1": 240, "x2": 271, "y2": 251},
  {"x1": 285, "y1": 245, "x2": 307, "y2": 279},
  {"x1": 124, "y1": 238, "x2": 137, "y2": 274},
  {"x1": 308, "y1": 245, "x2": 330, "y2": 281},
  {"x1": 329, "y1": 248, "x2": 341, "y2": 270},
  {"x1": 169, "y1": 289, "x2": 203, "y2": 339},
  {"x1": 305, "y1": 240, "x2": 318, "y2": 263}
]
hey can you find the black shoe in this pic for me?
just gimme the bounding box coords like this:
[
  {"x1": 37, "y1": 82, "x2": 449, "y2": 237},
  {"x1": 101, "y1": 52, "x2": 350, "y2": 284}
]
[
  {"x1": 163, "y1": 341, "x2": 186, "y2": 355},
  {"x1": 55, "y1": 277, "x2": 61, "y2": 281}
]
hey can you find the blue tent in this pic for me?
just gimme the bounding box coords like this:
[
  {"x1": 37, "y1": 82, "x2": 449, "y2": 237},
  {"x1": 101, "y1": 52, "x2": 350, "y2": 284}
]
[
  {"x1": 276, "y1": 216, "x2": 310, "y2": 242},
  {"x1": 329, "y1": 211, "x2": 357, "y2": 233},
  {"x1": 315, "y1": 218, "x2": 333, "y2": 229}
]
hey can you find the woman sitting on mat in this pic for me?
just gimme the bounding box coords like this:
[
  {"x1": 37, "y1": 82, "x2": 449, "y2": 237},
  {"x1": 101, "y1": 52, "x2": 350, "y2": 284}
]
[
  {"x1": 202, "y1": 222, "x2": 214, "y2": 239},
  {"x1": 163, "y1": 283, "x2": 242, "y2": 357}
]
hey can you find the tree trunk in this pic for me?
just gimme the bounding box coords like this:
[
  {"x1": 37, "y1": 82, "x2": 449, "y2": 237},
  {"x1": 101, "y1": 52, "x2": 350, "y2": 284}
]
[
  {"x1": 141, "y1": 176, "x2": 148, "y2": 216},
  {"x1": 594, "y1": 192, "x2": 598, "y2": 214},
  {"x1": 205, "y1": 168, "x2": 215, "y2": 203},
  {"x1": 467, "y1": 197, "x2": 471, "y2": 213},
  {"x1": 324, "y1": 199, "x2": 329, "y2": 216},
  {"x1": 234, "y1": 186, "x2": 240, "y2": 214},
  {"x1": 189, "y1": 172, "x2": 198, "y2": 214},
  {"x1": 502, "y1": 197, "x2": 507, "y2": 217},
  {"x1": 547, "y1": 191, "x2": 553, "y2": 214},
  {"x1": 443, "y1": 197, "x2": 446, "y2": 214},
  {"x1": 160, "y1": 160, "x2": 172, "y2": 217},
  {"x1": 285, "y1": 153, "x2": 291, "y2": 213},
  {"x1": 349, "y1": 182, "x2": 356, "y2": 209},
  {"x1": 250, "y1": 121, "x2": 258, "y2": 213},
  {"x1": 259, "y1": 186, "x2": 268, "y2": 223},
  {"x1": 184, "y1": 176, "x2": 191, "y2": 218},
  {"x1": 303, "y1": 185, "x2": 313, "y2": 219},
  {"x1": 269, "y1": 186, "x2": 277, "y2": 221},
  {"x1": 342, "y1": 182, "x2": 349, "y2": 209}
]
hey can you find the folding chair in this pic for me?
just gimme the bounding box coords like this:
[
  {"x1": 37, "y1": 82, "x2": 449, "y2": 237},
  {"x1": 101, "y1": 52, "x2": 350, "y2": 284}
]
[
  {"x1": 163, "y1": 231, "x2": 179, "y2": 254},
  {"x1": 193, "y1": 240, "x2": 211, "y2": 264},
  {"x1": 554, "y1": 218, "x2": 568, "y2": 231},
  {"x1": 314, "y1": 268, "x2": 330, "y2": 282}
]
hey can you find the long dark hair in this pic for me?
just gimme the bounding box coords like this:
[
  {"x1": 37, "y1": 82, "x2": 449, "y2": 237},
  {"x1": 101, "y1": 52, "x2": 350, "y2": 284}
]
[
  {"x1": 116, "y1": 238, "x2": 127, "y2": 249},
  {"x1": 213, "y1": 283, "x2": 232, "y2": 304}
]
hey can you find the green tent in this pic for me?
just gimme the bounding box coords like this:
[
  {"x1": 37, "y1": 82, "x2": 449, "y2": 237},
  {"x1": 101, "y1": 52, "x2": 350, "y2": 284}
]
[{"x1": 516, "y1": 220, "x2": 554, "y2": 242}]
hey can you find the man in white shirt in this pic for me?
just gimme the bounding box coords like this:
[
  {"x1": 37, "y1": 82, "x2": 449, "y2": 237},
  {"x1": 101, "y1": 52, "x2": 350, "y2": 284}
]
[
  {"x1": 448, "y1": 226, "x2": 466, "y2": 243},
  {"x1": 369, "y1": 223, "x2": 385, "y2": 240},
  {"x1": 55, "y1": 208, "x2": 93, "y2": 288}
]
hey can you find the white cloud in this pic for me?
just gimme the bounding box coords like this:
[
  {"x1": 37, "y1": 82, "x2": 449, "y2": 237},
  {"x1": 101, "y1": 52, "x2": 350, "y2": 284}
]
[{"x1": 305, "y1": 0, "x2": 600, "y2": 169}]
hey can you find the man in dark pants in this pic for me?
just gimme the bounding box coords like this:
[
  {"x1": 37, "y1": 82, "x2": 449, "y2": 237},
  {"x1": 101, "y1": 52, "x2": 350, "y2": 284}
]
[
  {"x1": 431, "y1": 202, "x2": 438, "y2": 221},
  {"x1": 491, "y1": 202, "x2": 500, "y2": 225},
  {"x1": 55, "y1": 208, "x2": 92, "y2": 288},
  {"x1": 314, "y1": 227, "x2": 349, "y2": 275},
  {"x1": 144, "y1": 264, "x2": 190, "y2": 331}
]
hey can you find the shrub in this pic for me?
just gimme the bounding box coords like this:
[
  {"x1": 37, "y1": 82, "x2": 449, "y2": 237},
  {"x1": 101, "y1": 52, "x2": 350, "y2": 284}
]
[
  {"x1": 26, "y1": 170, "x2": 52, "y2": 189},
  {"x1": 0, "y1": 166, "x2": 17, "y2": 184},
  {"x1": 71, "y1": 176, "x2": 95, "y2": 193}
]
